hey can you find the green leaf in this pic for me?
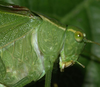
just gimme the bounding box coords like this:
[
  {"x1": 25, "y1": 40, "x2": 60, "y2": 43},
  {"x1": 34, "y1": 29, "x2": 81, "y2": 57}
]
[{"x1": 1, "y1": 0, "x2": 100, "y2": 87}]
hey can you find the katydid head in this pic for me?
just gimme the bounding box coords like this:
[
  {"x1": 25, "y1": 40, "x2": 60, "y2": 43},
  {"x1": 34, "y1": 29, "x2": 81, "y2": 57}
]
[
  {"x1": 60, "y1": 25, "x2": 100, "y2": 71},
  {"x1": 60, "y1": 25, "x2": 86, "y2": 71}
]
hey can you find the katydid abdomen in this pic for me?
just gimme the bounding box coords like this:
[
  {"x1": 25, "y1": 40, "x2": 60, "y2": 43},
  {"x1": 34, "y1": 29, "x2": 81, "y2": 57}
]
[{"x1": 0, "y1": 7, "x2": 44, "y2": 87}]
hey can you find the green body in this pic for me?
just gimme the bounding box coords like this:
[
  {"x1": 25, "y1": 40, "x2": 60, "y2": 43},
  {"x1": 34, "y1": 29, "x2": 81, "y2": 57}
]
[{"x1": 0, "y1": 1, "x2": 86, "y2": 87}]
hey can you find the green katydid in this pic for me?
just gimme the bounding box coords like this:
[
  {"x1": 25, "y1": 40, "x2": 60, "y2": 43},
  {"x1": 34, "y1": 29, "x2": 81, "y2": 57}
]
[{"x1": 0, "y1": 1, "x2": 100, "y2": 87}]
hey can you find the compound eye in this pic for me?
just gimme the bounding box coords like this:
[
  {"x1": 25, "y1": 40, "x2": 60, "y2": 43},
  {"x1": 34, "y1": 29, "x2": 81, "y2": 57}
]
[{"x1": 75, "y1": 31, "x2": 84, "y2": 42}]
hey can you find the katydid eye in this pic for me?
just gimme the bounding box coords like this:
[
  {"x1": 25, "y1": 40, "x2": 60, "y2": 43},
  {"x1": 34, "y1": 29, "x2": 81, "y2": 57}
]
[{"x1": 75, "y1": 31, "x2": 83, "y2": 42}]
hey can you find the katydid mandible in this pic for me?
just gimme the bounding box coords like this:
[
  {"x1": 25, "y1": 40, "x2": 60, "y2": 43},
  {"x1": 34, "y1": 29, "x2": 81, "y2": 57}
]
[{"x1": 0, "y1": 1, "x2": 99, "y2": 87}]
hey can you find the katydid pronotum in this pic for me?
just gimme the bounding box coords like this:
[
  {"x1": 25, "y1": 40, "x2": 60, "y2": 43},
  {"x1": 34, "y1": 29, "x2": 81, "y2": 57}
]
[{"x1": 0, "y1": 1, "x2": 100, "y2": 87}]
